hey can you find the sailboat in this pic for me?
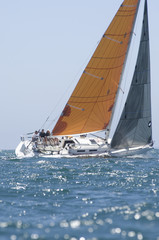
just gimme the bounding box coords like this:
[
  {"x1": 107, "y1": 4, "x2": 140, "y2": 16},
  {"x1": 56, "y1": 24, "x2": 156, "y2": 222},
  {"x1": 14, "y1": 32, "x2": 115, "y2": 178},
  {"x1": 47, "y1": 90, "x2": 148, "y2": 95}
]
[{"x1": 15, "y1": 0, "x2": 153, "y2": 158}]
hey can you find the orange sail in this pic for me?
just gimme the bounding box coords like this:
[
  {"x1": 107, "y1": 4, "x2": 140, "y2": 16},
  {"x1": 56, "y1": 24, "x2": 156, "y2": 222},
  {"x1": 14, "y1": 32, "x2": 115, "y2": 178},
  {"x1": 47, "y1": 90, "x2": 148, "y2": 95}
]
[{"x1": 53, "y1": 0, "x2": 140, "y2": 136}]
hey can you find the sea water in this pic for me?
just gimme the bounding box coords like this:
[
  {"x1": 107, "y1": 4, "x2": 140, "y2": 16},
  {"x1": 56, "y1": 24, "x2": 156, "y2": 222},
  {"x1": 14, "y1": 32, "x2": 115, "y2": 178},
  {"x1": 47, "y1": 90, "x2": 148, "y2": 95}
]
[{"x1": 0, "y1": 150, "x2": 159, "y2": 240}]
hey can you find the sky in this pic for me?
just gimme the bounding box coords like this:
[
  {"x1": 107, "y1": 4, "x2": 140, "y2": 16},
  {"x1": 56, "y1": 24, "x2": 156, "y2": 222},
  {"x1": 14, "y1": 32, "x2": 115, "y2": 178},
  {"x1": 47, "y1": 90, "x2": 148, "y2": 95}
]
[{"x1": 0, "y1": 0, "x2": 159, "y2": 150}]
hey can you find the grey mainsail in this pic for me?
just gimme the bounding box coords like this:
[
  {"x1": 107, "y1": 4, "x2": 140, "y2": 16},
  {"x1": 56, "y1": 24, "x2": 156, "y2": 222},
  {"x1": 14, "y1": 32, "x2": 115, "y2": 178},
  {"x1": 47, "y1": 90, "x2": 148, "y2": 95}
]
[{"x1": 111, "y1": 0, "x2": 152, "y2": 149}]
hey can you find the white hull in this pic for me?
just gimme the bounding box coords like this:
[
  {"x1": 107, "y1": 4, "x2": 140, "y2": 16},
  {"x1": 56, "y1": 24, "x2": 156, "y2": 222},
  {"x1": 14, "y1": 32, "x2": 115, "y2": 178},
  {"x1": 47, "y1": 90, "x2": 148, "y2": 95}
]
[
  {"x1": 15, "y1": 136, "x2": 110, "y2": 158},
  {"x1": 15, "y1": 136, "x2": 153, "y2": 159}
]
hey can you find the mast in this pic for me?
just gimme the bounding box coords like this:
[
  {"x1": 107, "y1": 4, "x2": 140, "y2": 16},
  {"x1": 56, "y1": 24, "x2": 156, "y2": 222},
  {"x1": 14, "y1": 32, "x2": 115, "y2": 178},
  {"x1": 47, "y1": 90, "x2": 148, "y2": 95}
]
[
  {"x1": 111, "y1": 0, "x2": 152, "y2": 149},
  {"x1": 52, "y1": 0, "x2": 141, "y2": 136}
]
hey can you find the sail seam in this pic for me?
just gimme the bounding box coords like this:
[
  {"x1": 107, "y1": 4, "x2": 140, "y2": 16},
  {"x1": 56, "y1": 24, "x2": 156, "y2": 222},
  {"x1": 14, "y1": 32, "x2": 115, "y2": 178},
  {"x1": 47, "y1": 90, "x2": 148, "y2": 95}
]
[
  {"x1": 134, "y1": 69, "x2": 150, "y2": 73},
  {"x1": 71, "y1": 93, "x2": 115, "y2": 99},
  {"x1": 87, "y1": 62, "x2": 124, "y2": 70},
  {"x1": 69, "y1": 98, "x2": 115, "y2": 104},
  {"x1": 132, "y1": 82, "x2": 150, "y2": 86},
  {"x1": 116, "y1": 13, "x2": 136, "y2": 17},
  {"x1": 121, "y1": 5, "x2": 138, "y2": 8},
  {"x1": 106, "y1": 32, "x2": 131, "y2": 37},
  {"x1": 123, "y1": 110, "x2": 150, "y2": 115},
  {"x1": 92, "y1": 53, "x2": 125, "y2": 60}
]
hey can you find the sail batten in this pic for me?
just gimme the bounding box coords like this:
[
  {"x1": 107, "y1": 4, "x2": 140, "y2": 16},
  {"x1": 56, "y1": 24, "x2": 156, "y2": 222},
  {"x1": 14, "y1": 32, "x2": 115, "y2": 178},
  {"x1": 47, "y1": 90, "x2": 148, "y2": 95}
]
[
  {"x1": 53, "y1": 0, "x2": 140, "y2": 136},
  {"x1": 103, "y1": 35, "x2": 123, "y2": 44}
]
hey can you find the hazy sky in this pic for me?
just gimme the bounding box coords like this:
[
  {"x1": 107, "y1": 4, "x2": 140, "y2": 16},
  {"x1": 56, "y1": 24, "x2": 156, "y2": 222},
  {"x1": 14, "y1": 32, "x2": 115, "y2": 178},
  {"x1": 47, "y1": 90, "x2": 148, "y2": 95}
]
[{"x1": 0, "y1": 0, "x2": 159, "y2": 150}]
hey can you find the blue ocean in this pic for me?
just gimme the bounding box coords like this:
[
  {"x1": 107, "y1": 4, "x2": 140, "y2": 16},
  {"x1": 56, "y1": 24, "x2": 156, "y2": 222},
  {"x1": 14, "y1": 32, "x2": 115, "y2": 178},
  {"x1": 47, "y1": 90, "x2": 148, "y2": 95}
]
[{"x1": 0, "y1": 150, "x2": 159, "y2": 240}]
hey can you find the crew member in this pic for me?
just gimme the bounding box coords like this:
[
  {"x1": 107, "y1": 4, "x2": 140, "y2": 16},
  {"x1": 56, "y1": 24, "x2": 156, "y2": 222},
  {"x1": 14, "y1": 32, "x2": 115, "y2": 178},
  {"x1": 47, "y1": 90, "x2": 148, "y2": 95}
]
[{"x1": 32, "y1": 131, "x2": 39, "y2": 144}]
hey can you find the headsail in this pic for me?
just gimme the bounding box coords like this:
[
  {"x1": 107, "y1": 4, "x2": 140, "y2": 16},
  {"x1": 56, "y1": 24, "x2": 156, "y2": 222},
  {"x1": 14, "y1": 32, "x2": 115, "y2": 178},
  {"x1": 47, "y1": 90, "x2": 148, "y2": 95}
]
[
  {"x1": 111, "y1": 0, "x2": 152, "y2": 149},
  {"x1": 53, "y1": 0, "x2": 140, "y2": 136}
]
